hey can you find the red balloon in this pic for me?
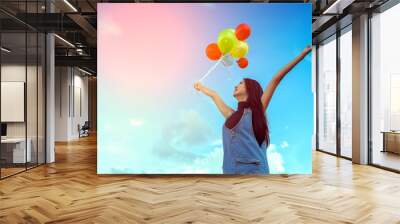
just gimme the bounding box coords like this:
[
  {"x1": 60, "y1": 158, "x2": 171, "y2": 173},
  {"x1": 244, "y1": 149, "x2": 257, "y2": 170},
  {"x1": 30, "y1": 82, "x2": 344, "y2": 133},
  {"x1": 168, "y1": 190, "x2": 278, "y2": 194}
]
[
  {"x1": 237, "y1": 58, "x2": 248, "y2": 69},
  {"x1": 205, "y1": 43, "x2": 222, "y2": 61},
  {"x1": 235, "y1": 23, "x2": 251, "y2": 41}
]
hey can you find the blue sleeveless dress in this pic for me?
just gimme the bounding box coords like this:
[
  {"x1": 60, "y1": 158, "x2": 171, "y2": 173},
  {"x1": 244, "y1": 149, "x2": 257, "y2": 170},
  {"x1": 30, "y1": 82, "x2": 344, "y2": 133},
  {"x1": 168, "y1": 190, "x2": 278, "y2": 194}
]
[{"x1": 222, "y1": 108, "x2": 269, "y2": 174}]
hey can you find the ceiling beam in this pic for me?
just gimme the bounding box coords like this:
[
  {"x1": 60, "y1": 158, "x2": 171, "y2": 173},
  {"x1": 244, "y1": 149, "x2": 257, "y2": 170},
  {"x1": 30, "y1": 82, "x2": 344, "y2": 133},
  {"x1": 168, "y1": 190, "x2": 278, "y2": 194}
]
[
  {"x1": 322, "y1": 0, "x2": 356, "y2": 14},
  {"x1": 55, "y1": 55, "x2": 96, "y2": 71},
  {"x1": 67, "y1": 13, "x2": 97, "y2": 46}
]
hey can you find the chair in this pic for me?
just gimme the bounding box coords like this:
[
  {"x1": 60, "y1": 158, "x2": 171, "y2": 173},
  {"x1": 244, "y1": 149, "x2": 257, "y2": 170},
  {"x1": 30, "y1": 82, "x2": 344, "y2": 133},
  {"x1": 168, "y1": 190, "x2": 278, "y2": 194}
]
[{"x1": 79, "y1": 121, "x2": 90, "y2": 138}]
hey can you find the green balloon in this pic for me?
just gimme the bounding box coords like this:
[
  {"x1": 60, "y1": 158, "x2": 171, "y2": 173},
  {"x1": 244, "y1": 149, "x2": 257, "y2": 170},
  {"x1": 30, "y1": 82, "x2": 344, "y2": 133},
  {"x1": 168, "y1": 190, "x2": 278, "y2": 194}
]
[
  {"x1": 217, "y1": 29, "x2": 238, "y2": 54},
  {"x1": 231, "y1": 41, "x2": 249, "y2": 59}
]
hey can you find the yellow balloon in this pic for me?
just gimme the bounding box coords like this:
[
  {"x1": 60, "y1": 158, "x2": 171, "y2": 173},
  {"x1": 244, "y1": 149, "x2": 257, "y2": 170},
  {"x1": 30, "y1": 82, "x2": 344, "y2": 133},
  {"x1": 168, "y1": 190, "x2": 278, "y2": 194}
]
[
  {"x1": 217, "y1": 29, "x2": 238, "y2": 54},
  {"x1": 230, "y1": 41, "x2": 248, "y2": 59}
]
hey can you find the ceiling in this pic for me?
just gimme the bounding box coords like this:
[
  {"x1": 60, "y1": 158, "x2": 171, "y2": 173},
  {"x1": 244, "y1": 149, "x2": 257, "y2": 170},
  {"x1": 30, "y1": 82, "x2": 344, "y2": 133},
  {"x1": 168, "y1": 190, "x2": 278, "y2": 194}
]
[{"x1": 0, "y1": 0, "x2": 392, "y2": 75}]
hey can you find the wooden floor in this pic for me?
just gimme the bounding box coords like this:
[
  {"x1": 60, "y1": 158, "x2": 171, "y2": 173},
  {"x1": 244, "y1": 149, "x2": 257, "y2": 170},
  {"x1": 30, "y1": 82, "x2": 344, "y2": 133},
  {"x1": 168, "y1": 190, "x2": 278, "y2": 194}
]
[
  {"x1": 1, "y1": 167, "x2": 26, "y2": 178},
  {"x1": 1, "y1": 135, "x2": 400, "y2": 224},
  {"x1": 372, "y1": 150, "x2": 400, "y2": 171}
]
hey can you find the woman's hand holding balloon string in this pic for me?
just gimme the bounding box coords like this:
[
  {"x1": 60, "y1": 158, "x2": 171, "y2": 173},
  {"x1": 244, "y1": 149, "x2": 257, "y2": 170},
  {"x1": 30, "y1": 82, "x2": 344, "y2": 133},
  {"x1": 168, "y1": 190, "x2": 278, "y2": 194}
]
[
  {"x1": 194, "y1": 82, "x2": 214, "y2": 97},
  {"x1": 194, "y1": 82, "x2": 234, "y2": 118}
]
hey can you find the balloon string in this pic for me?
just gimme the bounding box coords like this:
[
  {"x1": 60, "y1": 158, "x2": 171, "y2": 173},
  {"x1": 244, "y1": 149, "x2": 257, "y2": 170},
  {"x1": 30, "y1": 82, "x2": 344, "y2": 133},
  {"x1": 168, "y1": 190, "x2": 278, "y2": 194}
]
[
  {"x1": 226, "y1": 66, "x2": 233, "y2": 77},
  {"x1": 198, "y1": 57, "x2": 223, "y2": 82}
]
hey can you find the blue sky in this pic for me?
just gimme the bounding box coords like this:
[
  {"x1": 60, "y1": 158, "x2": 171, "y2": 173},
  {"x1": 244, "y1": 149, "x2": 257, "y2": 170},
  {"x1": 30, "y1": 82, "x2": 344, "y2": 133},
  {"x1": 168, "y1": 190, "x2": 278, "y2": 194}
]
[{"x1": 98, "y1": 3, "x2": 312, "y2": 174}]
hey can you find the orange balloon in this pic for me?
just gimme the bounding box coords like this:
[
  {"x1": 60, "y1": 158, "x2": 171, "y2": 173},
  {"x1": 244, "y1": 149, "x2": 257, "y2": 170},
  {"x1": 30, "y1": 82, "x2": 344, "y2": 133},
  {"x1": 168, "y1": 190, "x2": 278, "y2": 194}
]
[
  {"x1": 235, "y1": 23, "x2": 251, "y2": 41},
  {"x1": 237, "y1": 58, "x2": 248, "y2": 69},
  {"x1": 205, "y1": 43, "x2": 222, "y2": 61}
]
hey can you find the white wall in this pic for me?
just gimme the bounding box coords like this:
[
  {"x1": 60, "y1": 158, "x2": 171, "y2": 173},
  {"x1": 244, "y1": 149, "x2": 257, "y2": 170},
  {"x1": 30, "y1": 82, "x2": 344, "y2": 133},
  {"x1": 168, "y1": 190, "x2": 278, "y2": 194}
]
[
  {"x1": 55, "y1": 66, "x2": 70, "y2": 141},
  {"x1": 72, "y1": 73, "x2": 89, "y2": 138},
  {"x1": 1, "y1": 65, "x2": 41, "y2": 138},
  {"x1": 55, "y1": 67, "x2": 89, "y2": 141},
  {"x1": 1, "y1": 66, "x2": 26, "y2": 135}
]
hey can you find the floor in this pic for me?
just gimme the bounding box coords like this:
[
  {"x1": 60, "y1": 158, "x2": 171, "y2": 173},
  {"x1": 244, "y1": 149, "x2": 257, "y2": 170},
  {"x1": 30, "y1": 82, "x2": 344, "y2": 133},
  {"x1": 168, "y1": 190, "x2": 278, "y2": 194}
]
[
  {"x1": 372, "y1": 150, "x2": 400, "y2": 171},
  {"x1": 1, "y1": 167, "x2": 25, "y2": 178},
  {"x1": 0, "y1": 135, "x2": 400, "y2": 223},
  {"x1": 1, "y1": 164, "x2": 41, "y2": 178}
]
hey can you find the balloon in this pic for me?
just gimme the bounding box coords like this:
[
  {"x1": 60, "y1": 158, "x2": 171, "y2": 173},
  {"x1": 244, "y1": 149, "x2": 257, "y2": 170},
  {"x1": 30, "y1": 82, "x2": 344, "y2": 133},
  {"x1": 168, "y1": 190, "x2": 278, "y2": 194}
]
[
  {"x1": 205, "y1": 43, "x2": 222, "y2": 61},
  {"x1": 230, "y1": 41, "x2": 248, "y2": 59},
  {"x1": 217, "y1": 28, "x2": 238, "y2": 54},
  {"x1": 237, "y1": 58, "x2": 248, "y2": 69},
  {"x1": 222, "y1": 54, "x2": 234, "y2": 67},
  {"x1": 235, "y1": 23, "x2": 251, "y2": 41}
]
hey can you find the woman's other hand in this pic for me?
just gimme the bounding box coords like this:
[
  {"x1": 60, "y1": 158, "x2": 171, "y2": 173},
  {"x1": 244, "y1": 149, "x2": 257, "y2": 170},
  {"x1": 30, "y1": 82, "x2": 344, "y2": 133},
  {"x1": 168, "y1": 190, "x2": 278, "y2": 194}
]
[{"x1": 302, "y1": 45, "x2": 312, "y2": 55}]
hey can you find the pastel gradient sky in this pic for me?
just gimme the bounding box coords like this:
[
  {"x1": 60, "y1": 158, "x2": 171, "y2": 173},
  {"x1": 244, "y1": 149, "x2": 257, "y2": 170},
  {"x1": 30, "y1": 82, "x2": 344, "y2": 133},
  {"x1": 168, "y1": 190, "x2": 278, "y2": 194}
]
[{"x1": 98, "y1": 3, "x2": 312, "y2": 174}]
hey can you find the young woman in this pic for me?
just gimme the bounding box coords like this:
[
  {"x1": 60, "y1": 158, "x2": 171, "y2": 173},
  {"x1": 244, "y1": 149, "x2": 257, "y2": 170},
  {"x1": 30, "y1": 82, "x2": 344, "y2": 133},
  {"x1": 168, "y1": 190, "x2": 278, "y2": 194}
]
[{"x1": 194, "y1": 46, "x2": 312, "y2": 174}]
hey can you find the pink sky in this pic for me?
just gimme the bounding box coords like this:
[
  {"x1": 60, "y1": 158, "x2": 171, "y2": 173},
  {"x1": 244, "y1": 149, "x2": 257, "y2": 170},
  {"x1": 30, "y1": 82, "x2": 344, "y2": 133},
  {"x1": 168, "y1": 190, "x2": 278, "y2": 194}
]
[{"x1": 98, "y1": 4, "x2": 213, "y2": 100}]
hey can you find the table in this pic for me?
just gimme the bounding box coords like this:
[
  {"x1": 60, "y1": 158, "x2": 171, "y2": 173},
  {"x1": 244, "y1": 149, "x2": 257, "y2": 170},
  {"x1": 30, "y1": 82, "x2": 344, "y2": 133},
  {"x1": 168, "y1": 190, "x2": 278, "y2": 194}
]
[
  {"x1": 1, "y1": 138, "x2": 32, "y2": 163},
  {"x1": 381, "y1": 131, "x2": 400, "y2": 154}
]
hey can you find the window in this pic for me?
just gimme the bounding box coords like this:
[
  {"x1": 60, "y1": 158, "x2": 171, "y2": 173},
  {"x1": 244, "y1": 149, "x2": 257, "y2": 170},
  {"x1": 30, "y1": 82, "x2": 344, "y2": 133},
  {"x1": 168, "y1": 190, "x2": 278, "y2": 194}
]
[
  {"x1": 0, "y1": 1, "x2": 47, "y2": 179},
  {"x1": 317, "y1": 35, "x2": 337, "y2": 154},
  {"x1": 339, "y1": 27, "x2": 352, "y2": 158},
  {"x1": 370, "y1": 2, "x2": 400, "y2": 171}
]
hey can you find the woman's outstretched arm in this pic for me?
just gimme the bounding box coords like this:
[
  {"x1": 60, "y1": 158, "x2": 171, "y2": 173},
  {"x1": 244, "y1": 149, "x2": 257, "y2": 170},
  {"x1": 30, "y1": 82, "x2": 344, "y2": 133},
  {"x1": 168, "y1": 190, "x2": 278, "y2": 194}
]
[
  {"x1": 194, "y1": 82, "x2": 234, "y2": 118},
  {"x1": 261, "y1": 46, "x2": 312, "y2": 111}
]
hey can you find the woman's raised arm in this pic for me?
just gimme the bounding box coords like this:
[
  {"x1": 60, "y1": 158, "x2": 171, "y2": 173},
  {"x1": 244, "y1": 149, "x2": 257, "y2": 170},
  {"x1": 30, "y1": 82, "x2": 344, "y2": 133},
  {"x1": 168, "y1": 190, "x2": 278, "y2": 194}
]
[
  {"x1": 261, "y1": 46, "x2": 312, "y2": 111},
  {"x1": 194, "y1": 82, "x2": 234, "y2": 118}
]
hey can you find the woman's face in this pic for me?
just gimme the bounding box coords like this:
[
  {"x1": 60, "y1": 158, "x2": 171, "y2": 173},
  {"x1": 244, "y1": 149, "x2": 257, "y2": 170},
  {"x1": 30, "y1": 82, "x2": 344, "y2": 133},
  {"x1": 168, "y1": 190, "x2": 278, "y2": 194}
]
[{"x1": 233, "y1": 80, "x2": 247, "y2": 100}]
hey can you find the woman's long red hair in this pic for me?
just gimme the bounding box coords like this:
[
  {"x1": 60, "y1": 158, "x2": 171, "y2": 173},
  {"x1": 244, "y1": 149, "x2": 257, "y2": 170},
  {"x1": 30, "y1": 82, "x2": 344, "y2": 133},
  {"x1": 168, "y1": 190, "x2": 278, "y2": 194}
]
[{"x1": 244, "y1": 78, "x2": 270, "y2": 147}]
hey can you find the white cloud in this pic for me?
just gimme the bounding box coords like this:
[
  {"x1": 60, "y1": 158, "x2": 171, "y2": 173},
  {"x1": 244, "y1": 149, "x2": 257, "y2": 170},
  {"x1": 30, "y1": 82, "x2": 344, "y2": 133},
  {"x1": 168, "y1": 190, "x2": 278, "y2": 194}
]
[
  {"x1": 100, "y1": 143, "x2": 135, "y2": 169},
  {"x1": 180, "y1": 147, "x2": 223, "y2": 174},
  {"x1": 161, "y1": 109, "x2": 215, "y2": 146},
  {"x1": 267, "y1": 144, "x2": 285, "y2": 174},
  {"x1": 180, "y1": 144, "x2": 287, "y2": 174},
  {"x1": 129, "y1": 118, "x2": 144, "y2": 127},
  {"x1": 153, "y1": 143, "x2": 198, "y2": 161},
  {"x1": 152, "y1": 110, "x2": 216, "y2": 162},
  {"x1": 280, "y1": 141, "x2": 289, "y2": 149},
  {"x1": 211, "y1": 139, "x2": 222, "y2": 146}
]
